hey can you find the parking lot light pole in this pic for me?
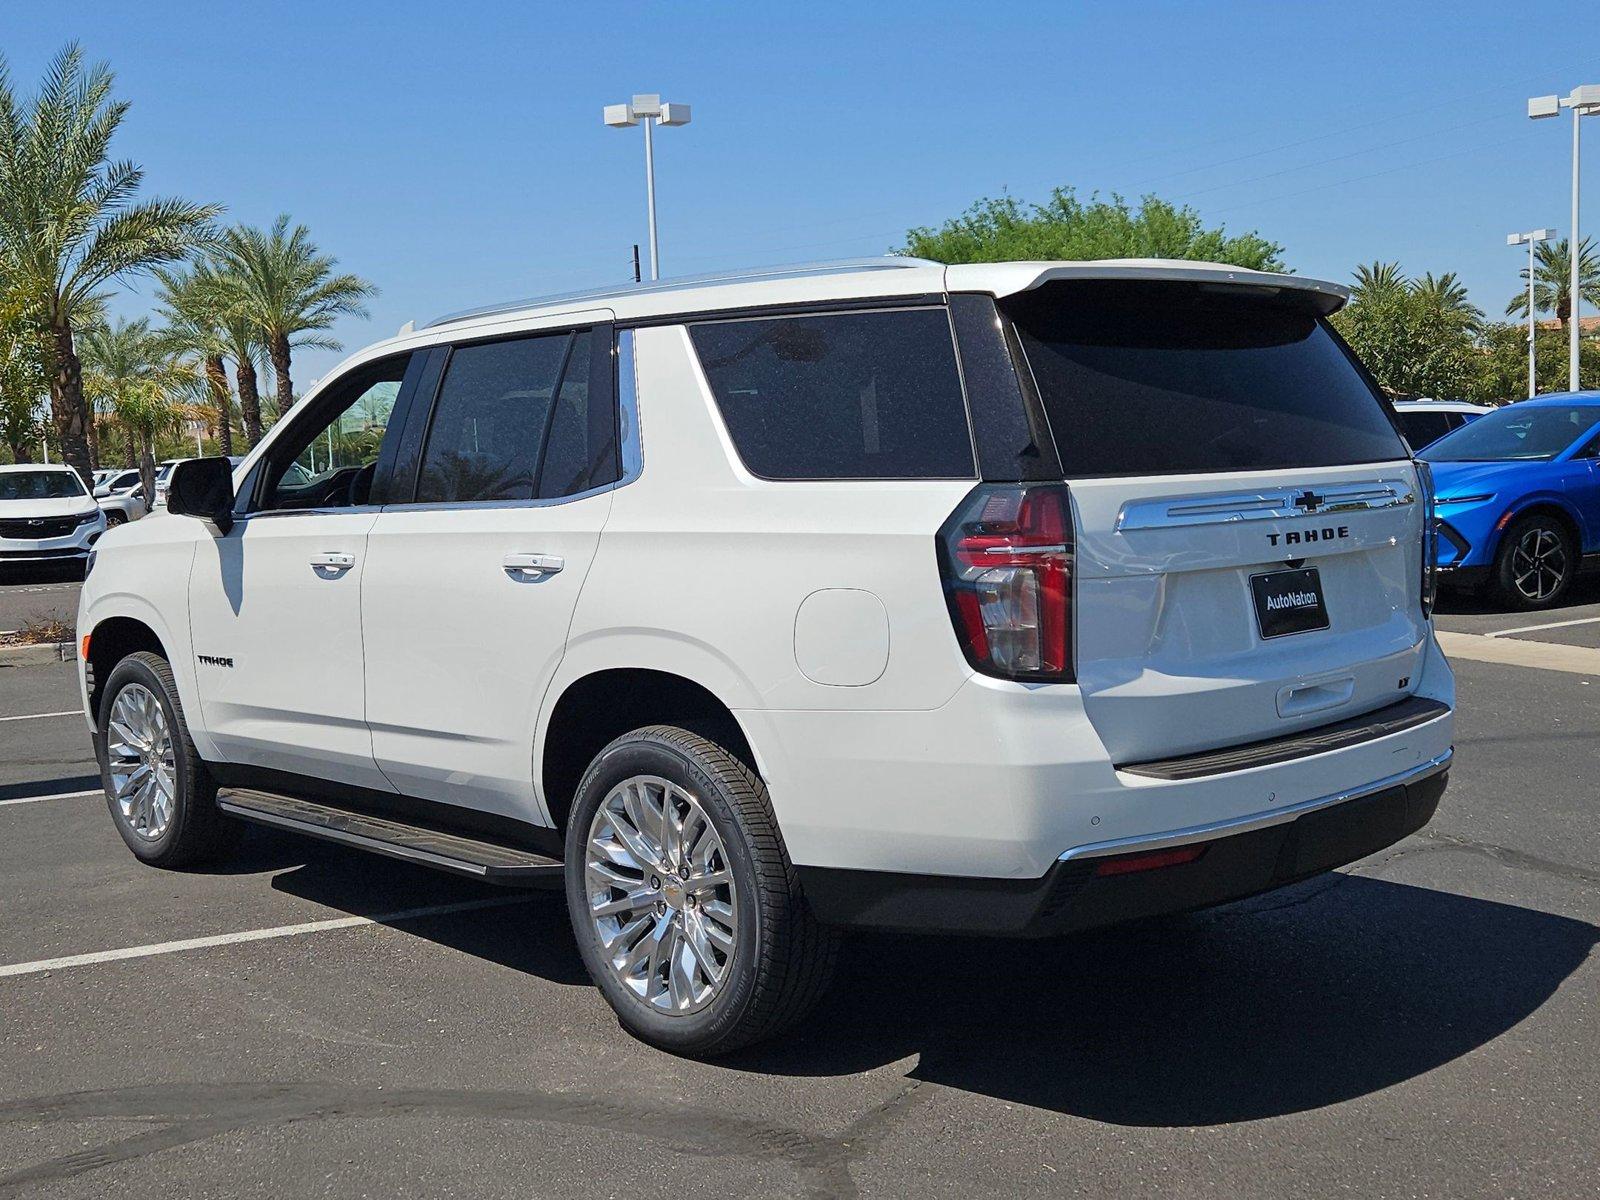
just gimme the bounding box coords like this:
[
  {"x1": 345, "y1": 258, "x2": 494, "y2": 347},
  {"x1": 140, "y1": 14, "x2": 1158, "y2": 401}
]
[
  {"x1": 1508, "y1": 228, "x2": 1557, "y2": 397},
  {"x1": 1529, "y1": 86, "x2": 1600, "y2": 391},
  {"x1": 603, "y1": 94, "x2": 692, "y2": 282}
]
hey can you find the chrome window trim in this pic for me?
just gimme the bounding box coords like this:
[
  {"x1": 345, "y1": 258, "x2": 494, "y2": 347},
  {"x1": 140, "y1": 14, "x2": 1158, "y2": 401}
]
[
  {"x1": 1058, "y1": 746, "x2": 1452, "y2": 863},
  {"x1": 1116, "y1": 480, "x2": 1415, "y2": 532}
]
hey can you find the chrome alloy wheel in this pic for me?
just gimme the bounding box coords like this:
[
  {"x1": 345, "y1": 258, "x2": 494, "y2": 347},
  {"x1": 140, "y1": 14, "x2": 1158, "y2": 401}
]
[
  {"x1": 1512, "y1": 526, "x2": 1567, "y2": 602},
  {"x1": 105, "y1": 683, "x2": 177, "y2": 840},
  {"x1": 584, "y1": 775, "x2": 738, "y2": 1015}
]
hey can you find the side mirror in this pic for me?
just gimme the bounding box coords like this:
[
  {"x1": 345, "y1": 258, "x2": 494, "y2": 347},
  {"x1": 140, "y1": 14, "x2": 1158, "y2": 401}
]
[{"x1": 166, "y1": 457, "x2": 236, "y2": 535}]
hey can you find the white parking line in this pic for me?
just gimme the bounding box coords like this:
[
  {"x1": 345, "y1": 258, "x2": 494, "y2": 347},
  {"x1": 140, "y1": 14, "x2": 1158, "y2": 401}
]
[
  {"x1": 0, "y1": 709, "x2": 80, "y2": 723},
  {"x1": 1485, "y1": 615, "x2": 1600, "y2": 639},
  {"x1": 0, "y1": 789, "x2": 101, "y2": 808},
  {"x1": 0, "y1": 895, "x2": 534, "y2": 979}
]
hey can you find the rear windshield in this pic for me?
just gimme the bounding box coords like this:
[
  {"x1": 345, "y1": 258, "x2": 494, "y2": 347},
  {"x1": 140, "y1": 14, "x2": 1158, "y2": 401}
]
[
  {"x1": 1007, "y1": 281, "x2": 1408, "y2": 477},
  {"x1": 1418, "y1": 404, "x2": 1600, "y2": 463},
  {"x1": 0, "y1": 470, "x2": 87, "y2": 501}
]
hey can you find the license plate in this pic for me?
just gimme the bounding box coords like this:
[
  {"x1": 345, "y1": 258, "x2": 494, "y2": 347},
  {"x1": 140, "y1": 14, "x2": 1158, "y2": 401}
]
[{"x1": 1250, "y1": 567, "x2": 1330, "y2": 639}]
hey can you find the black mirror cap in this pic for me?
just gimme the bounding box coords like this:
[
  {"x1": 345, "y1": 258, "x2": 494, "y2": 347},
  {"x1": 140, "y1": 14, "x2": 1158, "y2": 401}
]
[{"x1": 166, "y1": 457, "x2": 236, "y2": 534}]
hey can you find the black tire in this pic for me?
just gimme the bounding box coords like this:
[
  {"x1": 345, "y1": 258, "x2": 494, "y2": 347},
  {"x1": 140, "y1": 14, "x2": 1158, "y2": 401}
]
[
  {"x1": 97, "y1": 650, "x2": 239, "y2": 868},
  {"x1": 1491, "y1": 514, "x2": 1575, "y2": 611},
  {"x1": 103, "y1": 511, "x2": 125, "y2": 528},
  {"x1": 563, "y1": 724, "x2": 837, "y2": 1056}
]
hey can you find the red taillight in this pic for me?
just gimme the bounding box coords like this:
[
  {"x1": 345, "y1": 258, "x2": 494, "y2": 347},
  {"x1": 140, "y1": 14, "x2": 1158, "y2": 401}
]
[
  {"x1": 937, "y1": 483, "x2": 1074, "y2": 681},
  {"x1": 1416, "y1": 459, "x2": 1438, "y2": 618},
  {"x1": 1092, "y1": 843, "x2": 1207, "y2": 876}
]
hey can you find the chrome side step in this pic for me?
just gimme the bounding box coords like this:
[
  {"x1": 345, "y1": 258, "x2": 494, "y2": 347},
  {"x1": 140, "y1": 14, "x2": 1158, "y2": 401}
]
[{"x1": 216, "y1": 788, "x2": 564, "y2": 886}]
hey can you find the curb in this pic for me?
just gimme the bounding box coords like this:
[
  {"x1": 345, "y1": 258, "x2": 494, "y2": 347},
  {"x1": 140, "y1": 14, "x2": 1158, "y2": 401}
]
[{"x1": 0, "y1": 641, "x2": 77, "y2": 667}]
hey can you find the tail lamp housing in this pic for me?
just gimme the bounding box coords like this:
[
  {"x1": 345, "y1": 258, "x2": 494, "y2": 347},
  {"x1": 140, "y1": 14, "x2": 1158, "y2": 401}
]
[{"x1": 937, "y1": 483, "x2": 1075, "y2": 682}]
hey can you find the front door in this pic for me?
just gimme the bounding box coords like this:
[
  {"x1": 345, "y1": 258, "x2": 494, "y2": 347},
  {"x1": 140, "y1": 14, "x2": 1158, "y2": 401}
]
[
  {"x1": 362, "y1": 320, "x2": 620, "y2": 823},
  {"x1": 187, "y1": 354, "x2": 416, "y2": 789}
]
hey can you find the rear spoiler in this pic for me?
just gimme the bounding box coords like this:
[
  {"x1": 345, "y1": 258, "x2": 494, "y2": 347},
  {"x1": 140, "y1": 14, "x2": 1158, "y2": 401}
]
[{"x1": 945, "y1": 259, "x2": 1350, "y2": 316}]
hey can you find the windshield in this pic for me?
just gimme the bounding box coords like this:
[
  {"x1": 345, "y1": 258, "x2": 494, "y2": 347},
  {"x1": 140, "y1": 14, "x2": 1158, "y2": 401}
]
[
  {"x1": 1419, "y1": 404, "x2": 1600, "y2": 463},
  {"x1": 0, "y1": 470, "x2": 88, "y2": 502}
]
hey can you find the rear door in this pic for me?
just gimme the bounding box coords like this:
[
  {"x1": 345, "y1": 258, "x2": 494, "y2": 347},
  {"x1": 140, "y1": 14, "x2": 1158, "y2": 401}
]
[
  {"x1": 361, "y1": 316, "x2": 620, "y2": 822},
  {"x1": 1004, "y1": 279, "x2": 1426, "y2": 764}
]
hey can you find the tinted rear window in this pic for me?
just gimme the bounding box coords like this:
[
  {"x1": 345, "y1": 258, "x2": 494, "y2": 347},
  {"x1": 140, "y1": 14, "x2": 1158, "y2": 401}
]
[
  {"x1": 688, "y1": 308, "x2": 975, "y2": 480},
  {"x1": 1007, "y1": 281, "x2": 1408, "y2": 477},
  {"x1": 1397, "y1": 410, "x2": 1454, "y2": 449}
]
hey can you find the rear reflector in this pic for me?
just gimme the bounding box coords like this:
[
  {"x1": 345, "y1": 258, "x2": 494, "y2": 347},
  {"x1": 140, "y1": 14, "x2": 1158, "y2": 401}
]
[{"x1": 1092, "y1": 844, "x2": 1208, "y2": 877}]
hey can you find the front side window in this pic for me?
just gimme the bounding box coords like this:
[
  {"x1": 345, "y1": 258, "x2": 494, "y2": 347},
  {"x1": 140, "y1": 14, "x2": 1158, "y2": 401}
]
[
  {"x1": 413, "y1": 328, "x2": 615, "y2": 504},
  {"x1": 257, "y1": 355, "x2": 411, "y2": 511},
  {"x1": 0, "y1": 470, "x2": 87, "y2": 501},
  {"x1": 688, "y1": 308, "x2": 976, "y2": 480}
]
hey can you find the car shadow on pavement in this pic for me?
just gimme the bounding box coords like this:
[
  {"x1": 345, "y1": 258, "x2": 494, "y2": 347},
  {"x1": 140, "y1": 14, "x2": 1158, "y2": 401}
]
[
  {"x1": 1434, "y1": 574, "x2": 1600, "y2": 615},
  {"x1": 734, "y1": 874, "x2": 1597, "y2": 1124},
  {"x1": 259, "y1": 838, "x2": 1595, "y2": 1125}
]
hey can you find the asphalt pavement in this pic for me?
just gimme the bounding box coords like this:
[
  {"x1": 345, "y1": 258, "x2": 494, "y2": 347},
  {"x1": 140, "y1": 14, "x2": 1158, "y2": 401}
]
[{"x1": 0, "y1": 582, "x2": 1596, "y2": 1198}]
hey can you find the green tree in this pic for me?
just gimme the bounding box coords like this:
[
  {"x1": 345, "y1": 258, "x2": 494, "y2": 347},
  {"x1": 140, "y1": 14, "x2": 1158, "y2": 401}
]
[
  {"x1": 155, "y1": 264, "x2": 236, "y2": 455},
  {"x1": 1505, "y1": 237, "x2": 1600, "y2": 330},
  {"x1": 109, "y1": 375, "x2": 184, "y2": 501},
  {"x1": 213, "y1": 216, "x2": 375, "y2": 422},
  {"x1": 901, "y1": 188, "x2": 1285, "y2": 270},
  {"x1": 0, "y1": 44, "x2": 220, "y2": 484},
  {"x1": 78, "y1": 315, "x2": 171, "y2": 471},
  {"x1": 0, "y1": 281, "x2": 49, "y2": 462},
  {"x1": 1332, "y1": 263, "x2": 1479, "y2": 397},
  {"x1": 1470, "y1": 321, "x2": 1600, "y2": 403}
]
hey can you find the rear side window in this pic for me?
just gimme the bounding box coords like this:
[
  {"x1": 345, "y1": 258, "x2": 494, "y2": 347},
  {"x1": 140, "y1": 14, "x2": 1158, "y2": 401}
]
[
  {"x1": 1007, "y1": 281, "x2": 1408, "y2": 477},
  {"x1": 688, "y1": 308, "x2": 975, "y2": 479},
  {"x1": 415, "y1": 329, "x2": 616, "y2": 504}
]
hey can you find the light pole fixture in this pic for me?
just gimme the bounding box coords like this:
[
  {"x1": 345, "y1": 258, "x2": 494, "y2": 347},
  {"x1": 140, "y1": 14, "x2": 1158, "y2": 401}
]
[
  {"x1": 603, "y1": 93, "x2": 691, "y2": 282},
  {"x1": 1508, "y1": 228, "x2": 1557, "y2": 398},
  {"x1": 1529, "y1": 85, "x2": 1600, "y2": 391}
]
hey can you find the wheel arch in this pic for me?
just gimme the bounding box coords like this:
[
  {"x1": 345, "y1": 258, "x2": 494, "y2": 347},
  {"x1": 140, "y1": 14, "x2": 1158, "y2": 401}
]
[
  {"x1": 1490, "y1": 497, "x2": 1586, "y2": 561},
  {"x1": 537, "y1": 665, "x2": 760, "y2": 836},
  {"x1": 84, "y1": 614, "x2": 171, "y2": 724}
]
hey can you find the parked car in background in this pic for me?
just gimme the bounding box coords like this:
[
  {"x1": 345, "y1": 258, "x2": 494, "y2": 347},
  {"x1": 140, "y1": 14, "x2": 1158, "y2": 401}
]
[
  {"x1": 1421, "y1": 392, "x2": 1600, "y2": 609},
  {"x1": 97, "y1": 485, "x2": 148, "y2": 527},
  {"x1": 0, "y1": 463, "x2": 107, "y2": 573},
  {"x1": 94, "y1": 469, "x2": 142, "y2": 498},
  {"x1": 152, "y1": 457, "x2": 241, "y2": 508},
  {"x1": 1392, "y1": 399, "x2": 1492, "y2": 450},
  {"x1": 79, "y1": 257, "x2": 1454, "y2": 1055}
]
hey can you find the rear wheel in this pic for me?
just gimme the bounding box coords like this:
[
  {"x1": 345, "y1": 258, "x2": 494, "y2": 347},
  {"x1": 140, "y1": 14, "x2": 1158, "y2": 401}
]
[
  {"x1": 98, "y1": 651, "x2": 238, "y2": 867},
  {"x1": 564, "y1": 724, "x2": 837, "y2": 1056},
  {"x1": 1491, "y1": 514, "x2": 1575, "y2": 610}
]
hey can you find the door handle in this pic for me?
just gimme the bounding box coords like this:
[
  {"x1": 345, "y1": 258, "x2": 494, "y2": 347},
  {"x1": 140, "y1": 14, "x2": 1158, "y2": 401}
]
[
  {"x1": 310, "y1": 552, "x2": 356, "y2": 571},
  {"x1": 503, "y1": 552, "x2": 564, "y2": 578}
]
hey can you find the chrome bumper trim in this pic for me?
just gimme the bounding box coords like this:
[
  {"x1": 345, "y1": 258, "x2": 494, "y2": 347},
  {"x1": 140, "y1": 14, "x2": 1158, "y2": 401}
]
[{"x1": 1058, "y1": 748, "x2": 1453, "y2": 863}]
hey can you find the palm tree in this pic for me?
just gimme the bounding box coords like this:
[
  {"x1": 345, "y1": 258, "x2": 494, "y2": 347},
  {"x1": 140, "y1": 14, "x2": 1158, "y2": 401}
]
[
  {"x1": 1350, "y1": 261, "x2": 1408, "y2": 305},
  {"x1": 0, "y1": 44, "x2": 220, "y2": 485},
  {"x1": 192, "y1": 257, "x2": 268, "y2": 444},
  {"x1": 78, "y1": 316, "x2": 169, "y2": 472},
  {"x1": 213, "y1": 216, "x2": 375, "y2": 422},
  {"x1": 1506, "y1": 237, "x2": 1600, "y2": 330},
  {"x1": 155, "y1": 264, "x2": 235, "y2": 455},
  {"x1": 110, "y1": 375, "x2": 184, "y2": 502},
  {"x1": 1415, "y1": 271, "x2": 1483, "y2": 330}
]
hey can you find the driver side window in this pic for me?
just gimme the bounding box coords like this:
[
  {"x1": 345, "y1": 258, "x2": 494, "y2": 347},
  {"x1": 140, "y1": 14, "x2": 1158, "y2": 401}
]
[{"x1": 257, "y1": 355, "x2": 412, "y2": 512}]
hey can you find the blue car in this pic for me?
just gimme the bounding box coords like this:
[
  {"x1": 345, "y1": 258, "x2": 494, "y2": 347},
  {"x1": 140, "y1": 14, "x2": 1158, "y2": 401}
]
[{"x1": 1419, "y1": 392, "x2": 1600, "y2": 609}]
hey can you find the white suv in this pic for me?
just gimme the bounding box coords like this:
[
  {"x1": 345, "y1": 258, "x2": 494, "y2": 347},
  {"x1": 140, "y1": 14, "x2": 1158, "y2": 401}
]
[
  {"x1": 78, "y1": 258, "x2": 1455, "y2": 1054},
  {"x1": 1, "y1": 463, "x2": 107, "y2": 572}
]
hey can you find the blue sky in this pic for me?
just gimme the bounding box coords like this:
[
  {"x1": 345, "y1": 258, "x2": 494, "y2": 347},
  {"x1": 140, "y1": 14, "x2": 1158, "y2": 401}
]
[{"x1": 7, "y1": 0, "x2": 1600, "y2": 386}]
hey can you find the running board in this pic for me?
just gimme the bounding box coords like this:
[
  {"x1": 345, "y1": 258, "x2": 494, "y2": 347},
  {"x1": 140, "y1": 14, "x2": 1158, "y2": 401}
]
[{"x1": 216, "y1": 788, "x2": 564, "y2": 886}]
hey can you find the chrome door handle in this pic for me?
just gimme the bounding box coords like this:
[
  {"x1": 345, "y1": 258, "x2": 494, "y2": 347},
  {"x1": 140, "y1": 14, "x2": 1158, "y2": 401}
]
[
  {"x1": 310, "y1": 552, "x2": 356, "y2": 571},
  {"x1": 503, "y1": 552, "x2": 564, "y2": 578}
]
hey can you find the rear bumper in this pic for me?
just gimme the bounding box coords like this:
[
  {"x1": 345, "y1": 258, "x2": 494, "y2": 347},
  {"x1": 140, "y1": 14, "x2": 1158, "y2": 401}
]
[{"x1": 798, "y1": 751, "x2": 1449, "y2": 936}]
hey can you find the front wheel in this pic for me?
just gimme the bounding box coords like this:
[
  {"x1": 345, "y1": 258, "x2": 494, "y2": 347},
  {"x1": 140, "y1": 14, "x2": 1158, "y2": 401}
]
[
  {"x1": 98, "y1": 651, "x2": 238, "y2": 868},
  {"x1": 564, "y1": 724, "x2": 837, "y2": 1056},
  {"x1": 103, "y1": 510, "x2": 126, "y2": 528},
  {"x1": 1491, "y1": 514, "x2": 1575, "y2": 610}
]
